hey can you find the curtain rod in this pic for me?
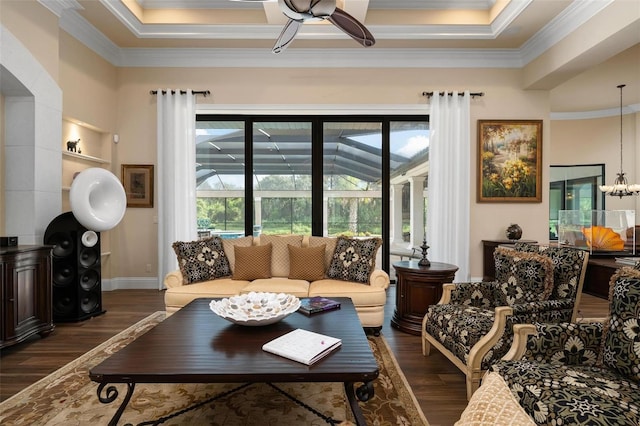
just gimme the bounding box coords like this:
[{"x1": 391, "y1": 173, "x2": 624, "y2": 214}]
[
  {"x1": 150, "y1": 90, "x2": 211, "y2": 97},
  {"x1": 422, "y1": 91, "x2": 484, "y2": 98}
]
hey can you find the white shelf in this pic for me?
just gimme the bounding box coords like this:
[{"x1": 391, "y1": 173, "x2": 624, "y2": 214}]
[{"x1": 62, "y1": 150, "x2": 110, "y2": 164}]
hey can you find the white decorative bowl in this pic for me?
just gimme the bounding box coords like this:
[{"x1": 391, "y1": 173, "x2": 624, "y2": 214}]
[{"x1": 209, "y1": 292, "x2": 301, "y2": 326}]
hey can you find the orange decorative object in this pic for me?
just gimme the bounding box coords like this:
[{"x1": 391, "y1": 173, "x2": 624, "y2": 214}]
[{"x1": 581, "y1": 226, "x2": 624, "y2": 251}]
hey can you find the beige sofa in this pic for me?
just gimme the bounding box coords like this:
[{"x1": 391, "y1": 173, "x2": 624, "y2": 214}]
[{"x1": 164, "y1": 234, "x2": 390, "y2": 334}]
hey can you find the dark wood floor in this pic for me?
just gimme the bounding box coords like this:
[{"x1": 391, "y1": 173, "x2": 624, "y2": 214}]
[{"x1": 0, "y1": 287, "x2": 608, "y2": 425}]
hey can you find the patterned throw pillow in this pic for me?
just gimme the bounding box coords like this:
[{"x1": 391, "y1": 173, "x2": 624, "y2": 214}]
[
  {"x1": 172, "y1": 236, "x2": 231, "y2": 284},
  {"x1": 327, "y1": 237, "x2": 382, "y2": 284},
  {"x1": 598, "y1": 267, "x2": 640, "y2": 382},
  {"x1": 232, "y1": 243, "x2": 272, "y2": 280},
  {"x1": 536, "y1": 245, "x2": 587, "y2": 300},
  {"x1": 288, "y1": 244, "x2": 326, "y2": 281},
  {"x1": 494, "y1": 247, "x2": 554, "y2": 306},
  {"x1": 259, "y1": 234, "x2": 303, "y2": 277}
]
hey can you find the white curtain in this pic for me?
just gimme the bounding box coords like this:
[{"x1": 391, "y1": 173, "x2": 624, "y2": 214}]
[
  {"x1": 426, "y1": 91, "x2": 471, "y2": 282},
  {"x1": 157, "y1": 89, "x2": 197, "y2": 289}
]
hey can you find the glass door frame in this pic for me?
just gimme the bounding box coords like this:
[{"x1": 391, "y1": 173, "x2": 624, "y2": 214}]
[{"x1": 196, "y1": 114, "x2": 428, "y2": 273}]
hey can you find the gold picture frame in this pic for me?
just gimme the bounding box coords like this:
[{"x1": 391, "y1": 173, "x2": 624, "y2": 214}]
[
  {"x1": 477, "y1": 120, "x2": 542, "y2": 203},
  {"x1": 122, "y1": 164, "x2": 154, "y2": 208}
]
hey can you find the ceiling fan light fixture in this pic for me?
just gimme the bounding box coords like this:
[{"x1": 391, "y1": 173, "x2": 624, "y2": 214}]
[{"x1": 272, "y1": 0, "x2": 375, "y2": 53}]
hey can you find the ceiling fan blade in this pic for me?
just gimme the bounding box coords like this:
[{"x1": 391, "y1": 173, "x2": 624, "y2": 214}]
[
  {"x1": 328, "y1": 7, "x2": 375, "y2": 47},
  {"x1": 272, "y1": 19, "x2": 302, "y2": 54}
]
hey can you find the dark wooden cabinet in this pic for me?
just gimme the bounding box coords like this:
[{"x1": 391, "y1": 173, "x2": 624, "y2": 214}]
[
  {"x1": 1, "y1": 245, "x2": 54, "y2": 349},
  {"x1": 391, "y1": 261, "x2": 458, "y2": 335},
  {"x1": 482, "y1": 240, "x2": 537, "y2": 281},
  {"x1": 583, "y1": 257, "x2": 621, "y2": 299}
]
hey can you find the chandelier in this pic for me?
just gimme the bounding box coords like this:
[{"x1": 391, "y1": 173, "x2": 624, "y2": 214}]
[{"x1": 599, "y1": 84, "x2": 640, "y2": 198}]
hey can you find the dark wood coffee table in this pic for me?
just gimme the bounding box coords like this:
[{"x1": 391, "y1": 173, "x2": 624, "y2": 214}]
[{"x1": 89, "y1": 297, "x2": 379, "y2": 425}]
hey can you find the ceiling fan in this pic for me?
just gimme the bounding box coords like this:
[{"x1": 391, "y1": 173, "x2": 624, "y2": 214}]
[{"x1": 233, "y1": 0, "x2": 376, "y2": 54}]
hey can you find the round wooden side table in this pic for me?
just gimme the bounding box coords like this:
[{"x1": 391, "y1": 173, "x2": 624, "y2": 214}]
[{"x1": 391, "y1": 260, "x2": 458, "y2": 335}]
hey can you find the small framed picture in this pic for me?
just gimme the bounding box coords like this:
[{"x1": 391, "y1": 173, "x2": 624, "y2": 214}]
[
  {"x1": 122, "y1": 164, "x2": 154, "y2": 208},
  {"x1": 477, "y1": 120, "x2": 543, "y2": 203}
]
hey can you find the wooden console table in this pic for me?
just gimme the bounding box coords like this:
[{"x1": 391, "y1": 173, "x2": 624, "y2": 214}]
[
  {"x1": 1, "y1": 245, "x2": 55, "y2": 349},
  {"x1": 391, "y1": 261, "x2": 458, "y2": 335}
]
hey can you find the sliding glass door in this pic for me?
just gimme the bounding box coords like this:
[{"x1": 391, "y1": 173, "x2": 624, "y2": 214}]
[
  {"x1": 323, "y1": 121, "x2": 382, "y2": 237},
  {"x1": 253, "y1": 121, "x2": 312, "y2": 235},
  {"x1": 195, "y1": 121, "x2": 246, "y2": 238},
  {"x1": 196, "y1": 115, "x2": 428, "y2": 273}
]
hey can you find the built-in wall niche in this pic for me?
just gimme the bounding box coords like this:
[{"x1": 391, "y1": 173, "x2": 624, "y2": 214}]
[
  {"x1": 61, "y1": 118, "x2": 111, "y2": 198},
  {"x1": 549, "y1": 164, "x2": 605, "y2": 240}
]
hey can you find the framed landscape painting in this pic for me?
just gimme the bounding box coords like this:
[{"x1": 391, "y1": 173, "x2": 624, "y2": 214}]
[
  {"x1": 122, "y1": 164, "x2": 154, "y2": 208},
  {"x1": 477, "y1": 120, "x2": 542, "y2": 203}
]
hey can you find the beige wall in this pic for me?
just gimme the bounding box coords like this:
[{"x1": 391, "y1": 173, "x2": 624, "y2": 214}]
[
  {"x1": 551, "y1": 113, "x2": 640, "y2": 215},
  {"x1": 0, "y1": 0, "x2": 59, "y2": 81},
  {"x1": 59, "y1": 32, "x2": 118, "y2": 131},
  {"x1": 3, "y1": 1, "x2": 638, "y2": 282},
  {"x1": 112, "y1": 67, "x2": 551, "y2": 279}
]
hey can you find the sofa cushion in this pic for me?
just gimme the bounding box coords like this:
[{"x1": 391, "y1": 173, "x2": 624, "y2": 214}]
[
  {"x1": 164, "y1": 278, "x2": 250, "y2": 308},
  {"x1": 523, "y1": 322, "x2": 604, "y2": 366},
  {"x1": 308, "y1": 236, "x2": 338, "y2": 271},
  {"x1": 494, "y1": 247, "x2": 554, "y2": 306},
  {"x1": 288, "y1": 244, "x2": 326, "y2": 281},
  {"x1": 514, "y1": 243, "x2": 588, "y2": 300},
  {"x1": 491, "y1": 360, "x2": 640, "y2": 425},
  {"x1": 327, "y1": 236, "x2": 382, "y2": 284},
  {"x1": 232, "y1": 243, "x2": 272, "y2": 280},
  {"x1": 172, "y1": 236, "x2": 231, "y2": 284},
  {"x1": 598, "y1": 267, "x2": 640, "y2": 383},
  {"x1": 456, "y1": 371, "x2": 535, "y2": 426},
  {"x1": 259, "y1": 234, "x2": 303, "y2": 277},
  {"x1": 221, "y1": 236, "x2": 253, "y2": 272},
  {"x1": 241, "y1": 277, "x2": 310, "y2": 298},
  {"x1": 424, "y1": 303, "x2": 507, "y2": 370},
  {"x1": 309, "y1": 279, "x2": 387, "y2": 306}
]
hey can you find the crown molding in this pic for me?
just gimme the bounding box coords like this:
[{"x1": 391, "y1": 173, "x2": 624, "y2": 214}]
[
  {"x1": 97, "y1": 0, "x2": 512, "y2": 41},
  {"x1": 37, "y1": 0, "x2": 82, "y2": 18},
  {"x1": 120, "y1": 47, "x2": 522, "y2": 68},
  {"x1": 550, "y1": 104, "x2": 640, "y2": 120},
  {"x1": 59, "y1": 8, "x2": 122, "y2": 65},
  {"x1": 490, "y1": 0, "x2": 533, "y2": 36},
  {"x1": 49, "y1": 0, "x2": 605, "y2": 70},
  {"x1": 134, "y1": 0, "x2": 497, "y2": 11},
  {"x1": 519, "y1": 0, "x2": 613, "y2": 65},
  {"x1": 369, "y1": 0, "x2": 495, "y2": 10}
]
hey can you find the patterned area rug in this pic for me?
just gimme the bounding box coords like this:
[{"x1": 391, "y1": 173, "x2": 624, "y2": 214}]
[{"x1": 0, "y1": 312, "x2": 429, "y2": 425}]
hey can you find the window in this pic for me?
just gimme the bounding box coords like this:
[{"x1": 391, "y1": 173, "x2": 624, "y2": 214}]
[
  {"x1": 549, "y1": 164, "x2": 605, "y2": 240},
  {"x1": 196, "y1": 115, "x2": 429, "y2": 272},
  {"x1": 195, "y1": 121, "x2": 246, "y2": 238},
  {"x1": 253, "y1": 121, "x2": 312, "y2": 234},
  {"x1": 323, "y1": 121, "x2": 382, "y2": 236}
]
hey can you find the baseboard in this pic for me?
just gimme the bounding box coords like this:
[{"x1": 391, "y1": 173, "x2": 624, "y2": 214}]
[{"x1": 102, "y1": 277, "x2": 160, "y2": 291}]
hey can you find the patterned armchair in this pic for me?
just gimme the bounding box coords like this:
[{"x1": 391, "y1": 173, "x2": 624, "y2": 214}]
[
  {"x1": 457, "y1": 265, "x2": 640, "y2": 425},
  {"x1": 421, "y1": 243, "x2": 589, "y2": 399}
]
